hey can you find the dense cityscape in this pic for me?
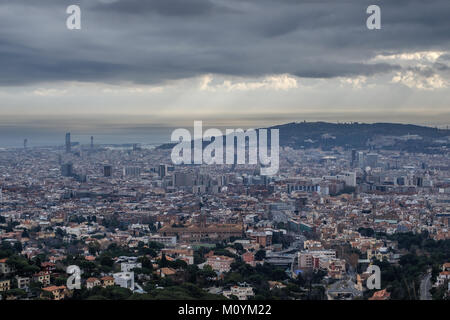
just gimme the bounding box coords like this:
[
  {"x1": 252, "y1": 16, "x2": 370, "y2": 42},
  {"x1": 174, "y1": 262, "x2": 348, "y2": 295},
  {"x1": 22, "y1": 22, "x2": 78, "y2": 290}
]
[{"x1": 0, "y1": 124, "x2": 449, "y2": 301}]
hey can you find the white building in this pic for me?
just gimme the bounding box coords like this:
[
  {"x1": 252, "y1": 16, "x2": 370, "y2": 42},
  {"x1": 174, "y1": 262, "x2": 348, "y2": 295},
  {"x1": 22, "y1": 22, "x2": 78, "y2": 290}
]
[
  {"x1": 113, "y1": 272, "x2": 135, "y2": 290},
  {"x1": 223, "y1": 286, "x2": 254, "y2": 300},
  {"x1": 121, "y1": 262, "x2": 142, "y2": 272},
  {"x1": 148, "y1": 235, "x2": 177, "y2": 246}
]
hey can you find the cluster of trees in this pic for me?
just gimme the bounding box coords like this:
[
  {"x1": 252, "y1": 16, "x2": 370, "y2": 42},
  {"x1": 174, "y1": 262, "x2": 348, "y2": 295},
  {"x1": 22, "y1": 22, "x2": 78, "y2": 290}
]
[
  {"x1": 101, "y1": 213, "x2": 127, "y2": 231},
  {"x1": 5, "y1": 255, "x2": 40, "y2": 275},
  {"x1": 0, "y1": 241, "x2": 23, "y2": 258},
  {"x1": 72, "y1": 285, "x2": 134, "y2": 300},
  {"x1": 132, "y1": 283, "x2": 225, "y2": 300},
  {"x1": 371, "y1": 254, "x2": 428, "y2": 300},
  {"x1": 370, "y1": 232, "x2": 450, "y2": 300}
]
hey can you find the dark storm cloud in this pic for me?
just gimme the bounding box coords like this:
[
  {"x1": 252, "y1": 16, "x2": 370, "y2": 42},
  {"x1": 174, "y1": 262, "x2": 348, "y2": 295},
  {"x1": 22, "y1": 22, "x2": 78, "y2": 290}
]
[
  {"x1": 94, "y1": 0, "x2": 236, "y2": 16},
  {"x1": 0, "y1": 0, "x2": 449, "y2": 85},
  {"x1": 292, "y1": 62, "x2": 400, "y2": 79}
]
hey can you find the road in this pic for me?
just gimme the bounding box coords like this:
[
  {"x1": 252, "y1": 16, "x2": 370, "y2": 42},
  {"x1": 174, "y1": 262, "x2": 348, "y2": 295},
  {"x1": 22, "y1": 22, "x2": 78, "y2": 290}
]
[{"x1": 420, "y1": 271, "x2": 432, "y2": 300}]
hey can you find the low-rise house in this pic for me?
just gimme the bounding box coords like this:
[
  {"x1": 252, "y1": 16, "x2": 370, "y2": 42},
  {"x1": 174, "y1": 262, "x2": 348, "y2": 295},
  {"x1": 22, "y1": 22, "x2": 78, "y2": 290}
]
[
  {"x1": 369, "y1": 289, "x2": 391, "y2": 300},
  {"x1": 159, "y1": 267, "x2": 177, "y2": 278},
  {"x1": 161, "y1": 247, "x2": 194, "y2": 265},
  {"x1": 268, "y1": 281, "x2": 286, "y2": 290},
  {"x1": 33, "y1": 271, "x2": 51, "y2": 286},
  {"x1": 242, "y1": 252, "x2": 255, "y2": 266},
  {"x1": 436, "y1": 262, "x2": 450, "y2": 287},
  {"x1": 0, "y1": 258, "x2": 14, "y2": 275},
  {"x1": 86, "y1": 277, "x2": 101, "y2": 289},
  {"x1": 15, "y1": 276, "x2": 30, "y2": 290},
  {"x1": 41, "y1": 285, "x2": 67, "y2": 300},
  {"x1": 41, "y1": 262, "x2": 56, "y2": 272},
  {"x1": 436, "y1": 271, "x2": 450, "y2": 286},
  {"x1": 206, "y1": 255, "x2": 234, "y2": 273},
  {"x1": 101, "y1": 276, "x2": 114, "y2": 288},
  {"x1": 223, "y1": 286, "x2": 254, "y2": 300},
  {"x1": 49, "y1": 256, "x2": 65, "y2": 264},
  {"x1": 121, "y1": 262, "x2": 142, "y2": 272},
  {"x1": 113, "y1": 272, "x2": 134, "y2": 290},
  {"x1": 0, "y1": 278, "x2": 11, "y2": 292}
]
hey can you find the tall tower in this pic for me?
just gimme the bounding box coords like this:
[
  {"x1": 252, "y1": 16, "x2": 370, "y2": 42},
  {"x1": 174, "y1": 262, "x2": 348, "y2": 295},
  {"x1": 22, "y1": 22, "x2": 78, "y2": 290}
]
[
  {"x1": 351, "y1": 149, "x2": 357, "y2": 167},
  {"x1": 65, "y1": 133, "x2": 71, "y2": 153},
  {"x1": 103, "y1": 165, "x2": 112, "y2": 177},
  {"x1": 90, "y1": 136, "x2": 94, "y2": 149},
  {"x1": 23, "y1": 139, "x2": 28, "y2": 149},
  {"x1": 159, "y1": 164, "x2": 167, "y2": 179}
]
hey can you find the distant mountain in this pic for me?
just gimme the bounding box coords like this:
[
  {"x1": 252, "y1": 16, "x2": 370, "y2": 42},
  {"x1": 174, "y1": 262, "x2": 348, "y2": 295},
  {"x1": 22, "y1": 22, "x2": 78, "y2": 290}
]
[
  {"x1": 270, "y1": 122, "x2": 450, "y2": 152},
  {"x1": 158, "y1": 122, "x2": 450, "y2": 153}
]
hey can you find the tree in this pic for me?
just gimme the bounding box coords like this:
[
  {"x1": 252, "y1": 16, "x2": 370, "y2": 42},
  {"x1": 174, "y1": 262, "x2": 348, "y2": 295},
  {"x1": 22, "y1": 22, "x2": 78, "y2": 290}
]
[
  {"x1": 138, "y1": 256, "x2": 153, "y2": 270},
  {"x1": 55, "y1": 227, "x2": 65, "y2": 238},
  {"x1": 255, "y1": 250, "x2": 266, "y2": 261},
  {"x1": 233, "y1": 243, "x2": 244, "y2": 253},
  {"x1": 159, "y1": 254, "x2": 169, "y2": 268},
  {"x1": 358, "y1": 227, "x2": 375, "y2": 237},
  {"x1": 13, "y1": 242, "x2": 22, "y2": 253},
  {"x1": 99, "y1": 256, "x2": 114, "y2": 267},
  {"x1": 40, "y1": 290, "x2": 54, "y2": 300},
  {"x1": 88, "y1": 242, "x2": 100, "y2": 256}
]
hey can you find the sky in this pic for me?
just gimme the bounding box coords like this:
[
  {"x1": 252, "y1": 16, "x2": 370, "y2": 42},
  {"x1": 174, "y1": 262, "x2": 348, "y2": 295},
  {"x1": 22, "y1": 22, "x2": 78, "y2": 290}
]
[{"x1": 0, "y1": 0, "x2": 449, "y2": 132}]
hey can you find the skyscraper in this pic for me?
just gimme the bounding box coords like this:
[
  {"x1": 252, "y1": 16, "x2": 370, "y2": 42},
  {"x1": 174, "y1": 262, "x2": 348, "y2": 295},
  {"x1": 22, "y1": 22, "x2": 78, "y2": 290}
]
[
  {"x1": 65, "y1": 133, "x2": 71, "y2": 153},
  {"x1": 357, "y1": 151, "x2": 365, "y2": 169},
  {"x1": 61, "y1": 163, "x2": 74, "y2": 177},
  {"x1": 351, "y1": 149, "x2": 357, "y2": 167},
  {"x1": 123, "y1": 167, "x2": 141, "y2": 177},
  {"x1": 104, "y1": 165, "x2": 112, "y2": 177},
  {"x1": 159, "y1": 164, "x2": 167, "y2": 179},
  {"x1": 23, "y1": 138, "x2": 28, "y2": 149},
  {"x1": 91, "y1": 136, "x2": 94, "y2": 149},
  {"x1": 366, "y1": 153, "x2": 379, "y2": 168}
]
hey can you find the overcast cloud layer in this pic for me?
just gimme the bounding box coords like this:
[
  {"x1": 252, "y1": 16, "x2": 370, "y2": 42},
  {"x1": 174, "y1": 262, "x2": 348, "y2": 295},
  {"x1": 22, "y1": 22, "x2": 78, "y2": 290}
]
[
  {"x1": 0, "y1": 0, "x2": 449, "y2": 128},
  {"x1": 0, "y1": 0, "x2": 448, "y2": 85}
]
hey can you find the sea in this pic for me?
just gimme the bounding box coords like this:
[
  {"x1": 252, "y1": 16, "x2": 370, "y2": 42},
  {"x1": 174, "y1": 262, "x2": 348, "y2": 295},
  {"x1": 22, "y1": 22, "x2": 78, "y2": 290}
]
[{"x1": 0, "y1": 126, "x2": 175, "y2": 149}]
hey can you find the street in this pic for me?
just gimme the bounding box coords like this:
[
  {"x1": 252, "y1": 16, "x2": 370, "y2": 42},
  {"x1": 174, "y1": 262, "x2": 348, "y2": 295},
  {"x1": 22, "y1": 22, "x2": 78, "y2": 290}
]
[{"x1": 420, "y1": 271, "x2": 432, "y2": 300}]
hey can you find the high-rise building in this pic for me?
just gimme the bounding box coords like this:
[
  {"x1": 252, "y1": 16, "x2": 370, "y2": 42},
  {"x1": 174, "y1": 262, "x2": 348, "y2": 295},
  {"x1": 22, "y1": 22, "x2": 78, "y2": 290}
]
[
  {"x1": 366, "y1": 153, "x2": 379, "y2": 168},
  {"x1": 357, "y1": 151, "x2": 365, "y2": 168},
  {"x1": 103, "y1": 165, "x2": 112, "y2": 177},
  {"x1": 339, "y1": 171, "x2": 356, "y2": 187},
  {"x1": 65, "y1": 133, "x2": 71, "y2": 153},
  {"x1": 123, "y1": 167, "x2": 141, "y2": 177},
  {"x1": 61, "y1": 163, "x2": 73, "y2": 177},
  {"x1": 90, "y1": 136, "x2": 94, "y2": 149},
  {"x1": 23, "y1": 139, "x2": 28, "y2": 149},
  {"x1": 351, "y1": 149, "x2": 357, "y2": 167},
  {"x1": 159, "y1": 164, "x2": 167, "y2": 179},
  {"x1": 173, "y1": 172, "x2": 193, "y2": 187}
]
